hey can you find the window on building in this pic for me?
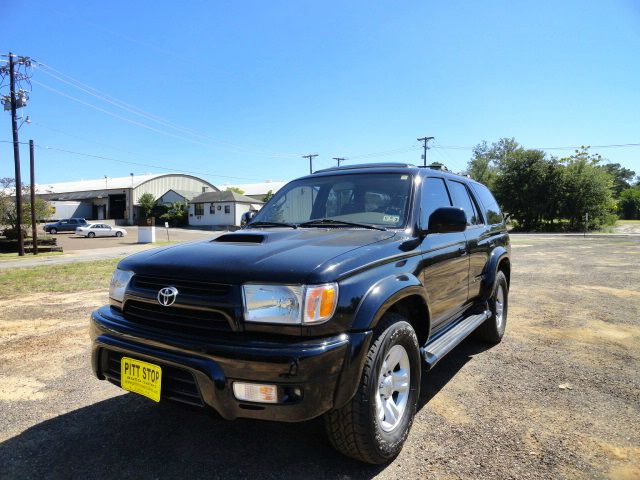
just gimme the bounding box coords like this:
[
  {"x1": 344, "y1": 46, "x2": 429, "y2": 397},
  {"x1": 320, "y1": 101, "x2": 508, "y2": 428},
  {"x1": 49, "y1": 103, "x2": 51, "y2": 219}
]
[
  {"x1": 210, "y1": 204, "x2": 215, "y2": 214},
  {"x1": 225, "y1": 205, "x2": 231, "y2": 214},
  {"x1": 194, "y1": 203, "x2": 204, "y2": 216}
]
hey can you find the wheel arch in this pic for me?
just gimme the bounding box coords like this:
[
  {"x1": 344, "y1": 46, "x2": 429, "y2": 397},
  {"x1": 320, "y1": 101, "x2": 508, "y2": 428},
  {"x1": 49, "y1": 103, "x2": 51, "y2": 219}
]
[
  {"x1": 480, "y1": 246, "x2": 510, "y2": 299},
  {"x1": 352, "y1": 274, "x2": 431, "y2": 346}
]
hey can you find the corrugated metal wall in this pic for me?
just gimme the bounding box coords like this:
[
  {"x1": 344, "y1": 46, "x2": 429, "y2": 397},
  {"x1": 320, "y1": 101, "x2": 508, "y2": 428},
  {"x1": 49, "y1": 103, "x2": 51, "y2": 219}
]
[{"x1": 133, "y1": 175, "x2": 217, "y2": 204}]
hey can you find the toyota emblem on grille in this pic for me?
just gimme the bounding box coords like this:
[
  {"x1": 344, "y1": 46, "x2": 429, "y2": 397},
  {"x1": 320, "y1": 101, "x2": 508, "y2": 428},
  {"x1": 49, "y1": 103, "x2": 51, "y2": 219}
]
[{"x1": 157, "y1": 286, "x2": 179, "y2": 306}]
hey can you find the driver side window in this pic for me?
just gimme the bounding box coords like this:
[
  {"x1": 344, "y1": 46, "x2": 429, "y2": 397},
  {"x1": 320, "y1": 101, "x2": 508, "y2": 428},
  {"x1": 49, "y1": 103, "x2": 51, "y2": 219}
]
[{"x1": 420, "y1": 177, "x2": 452, "y2": 226}]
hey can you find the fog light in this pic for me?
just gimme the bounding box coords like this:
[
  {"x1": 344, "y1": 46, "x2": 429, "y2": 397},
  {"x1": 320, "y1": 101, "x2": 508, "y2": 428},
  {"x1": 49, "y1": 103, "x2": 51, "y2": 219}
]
[{"x1": 233, "y1": 382, "x2": 278, "y2": 403}]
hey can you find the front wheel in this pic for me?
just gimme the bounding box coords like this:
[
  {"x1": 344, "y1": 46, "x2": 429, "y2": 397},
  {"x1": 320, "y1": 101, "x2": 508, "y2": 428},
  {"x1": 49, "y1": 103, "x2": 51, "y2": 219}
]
[
  {"x1": 49, "y1": 228, "x2": 57, "y2": 234},
  {"x1": 115, "y1": 231, "x2": 123, "y2": 237},
  {"x1": 87, "y1": 232, "x2": 95, "y2": 238},
  {"x1": 476, "y1": 270, "x2": 508, "y2": 343},
  {"x1": 324, "y1": 313, "x2": 421, "y2": 464}
]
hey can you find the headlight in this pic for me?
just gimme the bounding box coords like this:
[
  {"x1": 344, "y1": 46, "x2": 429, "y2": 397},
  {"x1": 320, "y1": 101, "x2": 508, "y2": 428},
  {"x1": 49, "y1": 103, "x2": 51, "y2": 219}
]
[
  {"x1": 242, "y1": 283, "x2": 338, "y2": 325},
  {"x1": 109, "y1": 269, "x2": 134, "y2": 303}
]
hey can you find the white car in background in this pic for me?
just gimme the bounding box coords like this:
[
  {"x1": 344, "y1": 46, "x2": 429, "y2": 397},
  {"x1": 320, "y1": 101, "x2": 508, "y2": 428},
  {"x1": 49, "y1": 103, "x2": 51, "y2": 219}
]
[{"x1": 76, "y1": 223, "x2": 127, "y2": 238}]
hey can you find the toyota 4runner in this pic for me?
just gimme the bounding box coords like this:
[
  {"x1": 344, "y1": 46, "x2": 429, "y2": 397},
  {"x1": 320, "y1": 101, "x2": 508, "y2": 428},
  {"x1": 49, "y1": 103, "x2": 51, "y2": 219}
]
[{"x1": 90, "y1": 163, "x2": 511, "y2": 464}]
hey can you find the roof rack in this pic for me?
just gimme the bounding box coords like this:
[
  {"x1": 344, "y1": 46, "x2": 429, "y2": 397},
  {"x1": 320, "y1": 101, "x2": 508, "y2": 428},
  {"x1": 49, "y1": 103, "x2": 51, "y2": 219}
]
[{"x1": 314, "y1": 162, "x2": 416, "y2": 174}]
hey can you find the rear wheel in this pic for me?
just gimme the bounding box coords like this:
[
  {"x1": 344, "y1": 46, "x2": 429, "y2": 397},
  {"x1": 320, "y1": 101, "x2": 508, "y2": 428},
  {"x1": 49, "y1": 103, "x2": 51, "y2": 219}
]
[
  {"x1": 324, "y1": 313, "x2": 421, "y2": 464},
  {"x1": 476, "y1": 270, "x2": 508, "y2": 343},
  {"x1": 87, "y1": 232, "x2": 95, "y2": 238}
]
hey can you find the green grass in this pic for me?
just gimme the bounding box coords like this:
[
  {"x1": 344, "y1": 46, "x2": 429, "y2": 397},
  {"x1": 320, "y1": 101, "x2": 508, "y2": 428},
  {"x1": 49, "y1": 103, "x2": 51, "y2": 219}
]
[
  {"x1": 616, "y1": 220, "x2": 640, "y2": 225},
  {"x1": 0, "y1": 258, "x2": 120, "y2": 298}
]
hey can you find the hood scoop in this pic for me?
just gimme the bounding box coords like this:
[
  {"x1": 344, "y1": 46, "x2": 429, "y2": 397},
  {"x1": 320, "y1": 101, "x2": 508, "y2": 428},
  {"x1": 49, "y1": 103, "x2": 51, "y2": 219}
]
[{"x1": 213, "y1": 233, "x2": 266, "y2": 244}]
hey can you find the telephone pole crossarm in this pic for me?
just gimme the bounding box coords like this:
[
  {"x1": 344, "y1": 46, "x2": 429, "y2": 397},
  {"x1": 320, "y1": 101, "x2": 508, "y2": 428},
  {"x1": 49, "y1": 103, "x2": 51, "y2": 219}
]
[
  {"x1": 417, "y1": 136, "x2": 435, "y2": 167},
  {"x1": 303, "y1": 154, "x2": 319, "y2": 174}
]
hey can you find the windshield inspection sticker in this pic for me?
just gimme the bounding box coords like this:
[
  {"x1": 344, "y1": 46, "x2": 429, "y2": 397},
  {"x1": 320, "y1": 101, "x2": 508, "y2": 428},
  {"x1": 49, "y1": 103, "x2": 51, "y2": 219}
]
[{"x1": 383, "y1": 215, "x2": 400, "y2": 223}]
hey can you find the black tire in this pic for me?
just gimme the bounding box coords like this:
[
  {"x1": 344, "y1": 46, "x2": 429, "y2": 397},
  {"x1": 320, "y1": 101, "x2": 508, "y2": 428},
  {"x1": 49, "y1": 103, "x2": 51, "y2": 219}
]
[
  {"x1": 476, "y1": 270, "x2": 508, "y2": 343},
  {"x1": 50, "y1": 228, "x2": 57, "y2": 234},
  {"x1": 324, "y1": 313, "x2": 421, "y2": 464},
  {"x1": 87, "y1": 232, "x2": 95, "y2": 238},
  {"x1": 115, "y1": 231, "x2": 123, "y2": 237}
]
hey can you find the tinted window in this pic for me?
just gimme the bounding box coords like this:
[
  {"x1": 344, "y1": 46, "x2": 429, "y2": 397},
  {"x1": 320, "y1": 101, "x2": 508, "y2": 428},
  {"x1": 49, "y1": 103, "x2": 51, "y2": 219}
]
[
  {"x1": 470, "y1": 183, "x2": 503, "y2": 225},
  {"x1": 447, "y1": 180, "x2": 480, "y2": 225},
  {"x1": 421, "y1": 177, "x2": 451, "y2": 225}
]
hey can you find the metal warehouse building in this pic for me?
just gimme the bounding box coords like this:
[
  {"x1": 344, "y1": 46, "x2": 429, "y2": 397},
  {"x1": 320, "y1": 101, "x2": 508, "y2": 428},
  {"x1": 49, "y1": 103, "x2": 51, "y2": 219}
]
[{"x1": 36, "y1": 173, "x2": 218, "y2": 224}]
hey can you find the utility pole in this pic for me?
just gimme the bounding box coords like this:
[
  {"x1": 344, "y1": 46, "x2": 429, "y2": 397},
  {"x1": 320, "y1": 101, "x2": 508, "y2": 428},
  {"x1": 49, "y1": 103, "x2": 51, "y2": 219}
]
[
  {"x1": 417, "y1": 136, "x2": 434, "y2": 167},
  {"x1": 29, "y1": 140, "x2": 38, "y2": 255},
  {"x1": 303, "y1": 154, "x2": 318, "y2": 174},
  {"x1": 333, "y1": 157, "x2": 345, "y2": 167},
  {"x1": 9, "y1": 53, "x2": 24, "y2": 256}
]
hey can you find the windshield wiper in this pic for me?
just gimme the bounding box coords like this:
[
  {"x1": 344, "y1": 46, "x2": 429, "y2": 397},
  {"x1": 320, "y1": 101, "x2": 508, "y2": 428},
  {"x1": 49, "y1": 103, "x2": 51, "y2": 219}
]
[
  {"x1": 299, "y1": 218, "x2": 386, "y2": 231},
  {"x1": 246, "y1": 221, "x2": 298, "y2": 229}
]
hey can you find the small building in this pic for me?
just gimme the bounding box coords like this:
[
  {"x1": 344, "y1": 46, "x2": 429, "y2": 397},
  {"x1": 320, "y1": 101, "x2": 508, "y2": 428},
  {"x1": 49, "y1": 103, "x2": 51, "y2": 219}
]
[
  {"x1": 189, "y1": 191, "x2": 263, "y2": 227},
  {"x1": 36, "y1": 173, "x2": 218, "y2": 225},
  {"x1": 218, "y1": 181, "x2": 288, "y2": 201}
]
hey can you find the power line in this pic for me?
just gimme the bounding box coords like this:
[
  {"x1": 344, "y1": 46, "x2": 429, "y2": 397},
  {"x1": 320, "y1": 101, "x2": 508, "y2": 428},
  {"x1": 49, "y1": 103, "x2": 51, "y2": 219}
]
[
  {"x1": 0, "y1": 140, "x2": 263, "y2": 181},
  {"x1": 34, "y1": 62, "x2": 301, "y2": 158}
]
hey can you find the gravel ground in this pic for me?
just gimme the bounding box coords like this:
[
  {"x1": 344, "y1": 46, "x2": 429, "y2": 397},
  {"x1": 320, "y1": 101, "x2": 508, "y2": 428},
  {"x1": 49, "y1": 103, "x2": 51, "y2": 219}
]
[{"x1": 0, "y1": 236, "x2": 638, "y2": 479}]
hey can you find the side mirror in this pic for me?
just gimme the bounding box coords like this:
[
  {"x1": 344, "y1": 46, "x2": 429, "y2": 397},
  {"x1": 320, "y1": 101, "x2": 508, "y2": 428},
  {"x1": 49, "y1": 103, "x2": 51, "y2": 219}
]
[
  {"x1": 424, "y1": 207, "x2": 467, "y2": 234},
  {"x1": 241, "y1": 210, "x2": 257, "y2": 227}
]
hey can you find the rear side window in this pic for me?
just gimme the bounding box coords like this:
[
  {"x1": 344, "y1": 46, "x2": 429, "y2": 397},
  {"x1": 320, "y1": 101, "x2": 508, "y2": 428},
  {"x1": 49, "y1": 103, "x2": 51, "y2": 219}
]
[
  {"x1": 447, "y1": 180, "x2": 481, "y2": 226},
  {"x1": 421, "y1": 177, "x2": 451, "y2": 225},
  {"x1": 470, "y1": 183, "x2": 503, "y2": 225}
]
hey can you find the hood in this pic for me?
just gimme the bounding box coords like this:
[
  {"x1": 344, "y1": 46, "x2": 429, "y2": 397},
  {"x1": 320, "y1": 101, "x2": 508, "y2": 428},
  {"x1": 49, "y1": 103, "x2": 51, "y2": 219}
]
[{"x1": 119, "y1": 228, "x2": 398, "y2": 284}]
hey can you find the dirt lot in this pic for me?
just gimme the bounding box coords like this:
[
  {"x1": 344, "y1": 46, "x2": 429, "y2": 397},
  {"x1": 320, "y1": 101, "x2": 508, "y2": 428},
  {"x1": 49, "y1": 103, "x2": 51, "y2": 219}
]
[{"x1": 0, "y1": 236, "x2": 638, "y2": 479}]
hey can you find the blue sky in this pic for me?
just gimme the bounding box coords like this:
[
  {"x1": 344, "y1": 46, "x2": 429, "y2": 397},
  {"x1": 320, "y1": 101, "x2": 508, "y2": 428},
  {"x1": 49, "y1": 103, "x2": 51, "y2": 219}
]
[{"x1": 2, "y1": 0, "x2": 639, "y2": 185}]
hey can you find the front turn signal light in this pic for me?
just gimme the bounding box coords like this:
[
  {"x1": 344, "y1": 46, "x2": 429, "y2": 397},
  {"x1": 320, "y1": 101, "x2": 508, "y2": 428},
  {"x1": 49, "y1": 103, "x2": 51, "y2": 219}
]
[{"x1": 303, "y1": 283, "x2": 338, "y2": 324}]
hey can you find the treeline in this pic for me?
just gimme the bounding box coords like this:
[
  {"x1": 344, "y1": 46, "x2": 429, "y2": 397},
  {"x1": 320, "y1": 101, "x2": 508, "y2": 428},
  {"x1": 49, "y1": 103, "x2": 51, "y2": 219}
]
[{"x1": 465, "y1": 138, "x2": 639, "y2": 231}]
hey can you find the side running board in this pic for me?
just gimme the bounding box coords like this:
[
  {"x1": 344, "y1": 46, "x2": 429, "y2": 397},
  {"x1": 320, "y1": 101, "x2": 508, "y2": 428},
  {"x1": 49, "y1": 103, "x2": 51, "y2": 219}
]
[{"x1": 420, "y1": 310, "x2": 491, "y2": 369}]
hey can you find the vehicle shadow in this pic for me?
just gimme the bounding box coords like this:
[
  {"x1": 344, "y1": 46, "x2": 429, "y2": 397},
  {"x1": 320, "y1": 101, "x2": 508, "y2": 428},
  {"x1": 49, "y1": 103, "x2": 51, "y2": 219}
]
[{"x1": 0, "y1": 338, "x2": 491, "y2": 480}]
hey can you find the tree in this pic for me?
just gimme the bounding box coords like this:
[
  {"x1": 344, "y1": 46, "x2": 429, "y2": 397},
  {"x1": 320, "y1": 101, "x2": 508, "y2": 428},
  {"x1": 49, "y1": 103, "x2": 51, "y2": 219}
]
[
  {"x1": 492, "y1": 147, "x2": 561, "y2": 230},
  {"x1": 600, "y1": 163, "x2": 636, "y2": 197},
  {"x1": 160, "y1": 201, "x2": 188, "y2": 226},
  {"x1": 226, "y1": 187, "x2": 245, "y2": 195},
  {"x1": 465, "y1": 138, "x2": 520, "y2": 189},
  {"x1": 618, "y1": 186, "x2": 640, "y2": 219},
  {"x1": 0, "y1": 178, "x2": 54, "y2": 237},
  {"x1": 137, "y1": 193, "x2": 156, "y2": 220},
  {"x1": 262, "y1": 190, "x2": 274, "y2": 203},
  {"x1": 557, "y1": 148, "x2": 615, "y2": 230}
]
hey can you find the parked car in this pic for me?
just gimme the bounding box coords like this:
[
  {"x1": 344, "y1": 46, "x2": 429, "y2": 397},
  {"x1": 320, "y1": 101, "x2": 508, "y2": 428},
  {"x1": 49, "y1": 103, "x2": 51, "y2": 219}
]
[
  {"x1": 76, "y1": 223, "x2": 127, "y2": 238},
  {"x1": 43, "y1": 218, "x2": 88, "y2": 234},
  {"x1": 90, "y1": 163, "x2": 510, "y2": 464}
]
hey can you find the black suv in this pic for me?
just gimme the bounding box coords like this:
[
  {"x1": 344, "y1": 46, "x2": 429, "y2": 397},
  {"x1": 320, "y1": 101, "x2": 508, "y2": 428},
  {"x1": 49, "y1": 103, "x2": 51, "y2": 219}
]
[
  {"x1": 90, "y1": 164, "x2": 510, "y2": 464},
  {"x1": 43, "y1": 218, "x2": 88, "y2": 234}
]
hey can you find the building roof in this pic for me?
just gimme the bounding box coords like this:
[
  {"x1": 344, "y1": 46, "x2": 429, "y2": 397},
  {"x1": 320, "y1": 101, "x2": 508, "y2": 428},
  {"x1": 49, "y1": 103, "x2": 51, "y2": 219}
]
[
  {"x1": 162, "y1": 189, "x2": 202, "y2": 201},
  {"x1": 34, "y1": 174, "x2": 165, "y2": 194},
  {"x1": 217, "y1": 181, "x2": 288, "y2": 196},
  {"x1": 191, "y1": 190, "x2": 263, "y2": 204}
]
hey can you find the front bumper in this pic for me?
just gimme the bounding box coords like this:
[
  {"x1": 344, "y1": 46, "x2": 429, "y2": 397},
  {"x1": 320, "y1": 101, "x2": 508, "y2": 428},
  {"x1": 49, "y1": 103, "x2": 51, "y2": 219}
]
[{"x1": 91, "y1": 306, "x2": 372, "y2": 422}]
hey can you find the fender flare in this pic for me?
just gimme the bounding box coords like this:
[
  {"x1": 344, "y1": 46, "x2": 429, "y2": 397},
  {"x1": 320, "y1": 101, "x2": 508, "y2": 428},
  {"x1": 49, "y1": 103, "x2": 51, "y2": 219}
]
[
  {"x1": 351, "y1": 273, "x2": 431, "y2": 332},
  {"x1": 480, "y1": 246, "x2": 509, "y2": 300}
]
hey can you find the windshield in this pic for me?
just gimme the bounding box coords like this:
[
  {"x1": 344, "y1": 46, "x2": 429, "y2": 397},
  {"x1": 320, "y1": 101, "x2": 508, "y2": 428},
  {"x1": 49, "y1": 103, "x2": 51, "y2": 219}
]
[{"x1": 251, "y1": 173, "x2": 414, "y2": 228}]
